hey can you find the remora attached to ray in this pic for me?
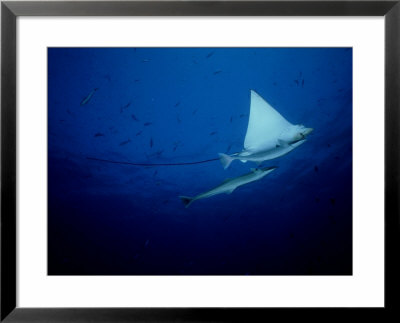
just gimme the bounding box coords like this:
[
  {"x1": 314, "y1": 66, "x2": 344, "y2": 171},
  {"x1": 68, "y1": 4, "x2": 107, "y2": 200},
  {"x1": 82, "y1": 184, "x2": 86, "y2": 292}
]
[
  {"x1": 179, "y1": 166, "x2": 277, "y2": 208},
  {"x1": 219, "y1": 90, "x2": 313, "y2": 169}
]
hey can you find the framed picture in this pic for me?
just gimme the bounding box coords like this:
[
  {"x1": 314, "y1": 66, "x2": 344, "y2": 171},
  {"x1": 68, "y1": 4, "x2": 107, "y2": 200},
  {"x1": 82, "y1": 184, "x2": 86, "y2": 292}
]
[{"x1": 1, "y1": 0, "x2": 399, "y2": 321}]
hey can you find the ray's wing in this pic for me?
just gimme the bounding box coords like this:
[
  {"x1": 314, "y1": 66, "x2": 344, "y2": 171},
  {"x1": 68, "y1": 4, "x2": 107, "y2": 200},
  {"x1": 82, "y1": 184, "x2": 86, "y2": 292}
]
[{"x1": 243, "y1": 90, "x2": 292, "y2": 151}]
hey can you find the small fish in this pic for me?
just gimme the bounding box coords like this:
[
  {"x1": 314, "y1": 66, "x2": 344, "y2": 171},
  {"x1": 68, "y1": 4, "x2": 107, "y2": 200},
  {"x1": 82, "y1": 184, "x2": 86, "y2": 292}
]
[
  {"x1": 301, "y1": 79, "x2": 305, "y2": 87},
  {"x1": 119, "y1": 139, "x2": 131, "y2": 146},
  {"x1": 174, "y1": 101, "x2": 181, "y2": 107},
  {"x1": 225, "y1": 144, "x2": 232, "y2": 154},
  {"x1": 136, "y1": 131, "x2": 143, "y2": 136},
  {"x1": 173, "y1": 141, "x2": 181, "y2": 152},
  {"x1": 239, "y1": 114, "x2": 247, "y2": 118},
  {"x1": 123, "y1": 102, "x2": 131, "y2": 109},
  {"x1": 330, "y1": 198, "x2": 336, "y2": 206},
  {"x1": 314, "y1": 165, "x2": 319, "y2": 172},
  {"x1": 141, "y1": 59, "x2": 151, "y2": 63},
  {"x1": 294, "y1": 80, "x2": 299, "y2": 86},
  {"x1": 94, "y1": 133, "x2": 104, "y2": 137},
  {"x1": 144, "y1": 122, "x2": 152, "y2": 126},
  {"x1": 273, "y1": 82, "x2": 277, "y2": 86},
  {"x1": 176, "y1": 115, "x2": 181, "y2": 124},
  {"x1": 230, "y1": 116, "x2": 233, "y2": 123},
  {"x1": 131, "y1": 114, "x2": 139, "y2": 121},
  {"x1": 150, "y1": 138, "x2": 153, "y2": 148},
  {"x1": 153, "y1": 170, "x2": 158, "y2": 177},
  {"x1": 315, "y1": 197, "x2": 320, "y2": 203},
  {"x1": 209, "y1": 131, "x2": 217, "y2": 136},
  {"x1": 192, "y1": 109, "x2": 198, "y2": 115},
  {"x1": 223, "y1": 214, "x2": 232, "y2": 222},
  {"x1": 134, "y1": 79, "x2": 140, "y2": 83},
  {"x1": 213, "y1": 70, "x2": 222, "y2": 75},
  {"x1": 206, "y1": 51, "x2": 215, "y2": 58},
  {"x1": 80, "y1": 88, "x2": 98, "y2": 106}
]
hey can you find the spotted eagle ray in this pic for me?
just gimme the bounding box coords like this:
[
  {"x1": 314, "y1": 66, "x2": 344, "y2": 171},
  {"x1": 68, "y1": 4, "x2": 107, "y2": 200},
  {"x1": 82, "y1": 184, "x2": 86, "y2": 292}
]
[
  {"x1": 219, "y1": 90, "x2": 313, "y2": 169},
  {"x1": 179, "y1": 166, "x2": 277, "y2": 208}
]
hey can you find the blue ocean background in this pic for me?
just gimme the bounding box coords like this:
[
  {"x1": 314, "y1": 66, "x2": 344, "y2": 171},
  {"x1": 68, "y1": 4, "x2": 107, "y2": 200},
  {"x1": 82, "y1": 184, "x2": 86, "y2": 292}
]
[{"x1": 48, "y1": 48, "x2": 352, "y2": 275}]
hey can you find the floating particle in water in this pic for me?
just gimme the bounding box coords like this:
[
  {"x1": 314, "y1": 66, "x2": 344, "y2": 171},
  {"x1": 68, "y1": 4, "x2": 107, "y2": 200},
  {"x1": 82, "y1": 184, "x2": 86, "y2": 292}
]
[
  {"x1": 141, "y1": 59, "x2": 151, "y2": 63},
  {"x1": 315, "y1": 197, "x2": 320, "y2": 203},
  {"x1": 144, "y1": 122, "x2": 152, "y2": 126},
  {"x1": 213, "y1": 70, "x2": 222, "y2": 75},
  {"x1": 239, "y1": 114, "x2": 247, "y2": 118},
  {"x1": 302, "y1": 79, "x2": 305, "y2": 87},
  {"x1": 176, "y1": 115, "x2": 181, "y2": 124},
  {"x1": 192, "y1": 109, "x2": 198, "y2": 115},
  {"x1": 134, "y1": 79, "x2": 140, "y2": 83},
  {"x1": 314, "y1": 165, "x2": 319, "y2": 172},
  {"x1": 209, "y1": 131, "x2": 217, "y2": 136},
  {"x1": 230, "y1": 116, "x2": 233, "y2": 123},
  {"x1": 150, "y1": 138, "x2": 153, "y2": 148},
  {"x1": 330, "y1": 198, "x2": 336, "y2": 206},
  {"x1": 174, "y1": 101, "x2": 181, "y2": 107},
  {"x1": 294, "y1": 79, "x2": 299, "y2": 86},
  {"x1": 289, "y1": 232, "x2": 295, "y2": 239},
  {"x1": 144, "y1": 239, "x2": 150, "y2": 248},
  {"x1": 94, "y1": 133, "x2": 104, "y2": 137}
]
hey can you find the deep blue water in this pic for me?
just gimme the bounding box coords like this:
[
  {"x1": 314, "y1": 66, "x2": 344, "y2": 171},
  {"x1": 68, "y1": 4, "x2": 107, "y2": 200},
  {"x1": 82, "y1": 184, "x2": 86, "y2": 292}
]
[{"x1": 48, "y1": 48, "x2": 352, "y2": 275}]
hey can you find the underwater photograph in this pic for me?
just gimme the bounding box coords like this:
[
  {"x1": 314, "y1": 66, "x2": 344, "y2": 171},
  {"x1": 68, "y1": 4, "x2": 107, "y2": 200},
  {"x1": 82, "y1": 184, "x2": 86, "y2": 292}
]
[{"x1": 48, "y1": 47, "x2": 352, "y2": 275}]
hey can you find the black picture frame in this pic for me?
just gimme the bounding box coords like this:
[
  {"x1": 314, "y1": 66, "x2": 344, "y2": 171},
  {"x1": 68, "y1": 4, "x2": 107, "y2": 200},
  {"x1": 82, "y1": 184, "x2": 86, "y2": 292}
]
[{"x1": 1, "y1": 1, "x2": 399, "y2": 322}]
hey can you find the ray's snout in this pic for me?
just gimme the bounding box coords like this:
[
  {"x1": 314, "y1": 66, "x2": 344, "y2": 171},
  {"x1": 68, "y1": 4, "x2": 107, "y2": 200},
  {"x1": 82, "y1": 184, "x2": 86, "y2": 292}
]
[{"x1": 302, "y1": 128, "x2": 313, "y2": 136}]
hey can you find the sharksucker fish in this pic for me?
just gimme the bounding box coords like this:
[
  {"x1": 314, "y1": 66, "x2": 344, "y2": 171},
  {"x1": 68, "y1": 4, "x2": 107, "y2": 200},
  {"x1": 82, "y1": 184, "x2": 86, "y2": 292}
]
[
  {"x1": 219, "y1": 90, "x2": 313, "y2": 169},
  {"x1": 179, "y1": 166, "x2": 277, "y2": 208}
]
